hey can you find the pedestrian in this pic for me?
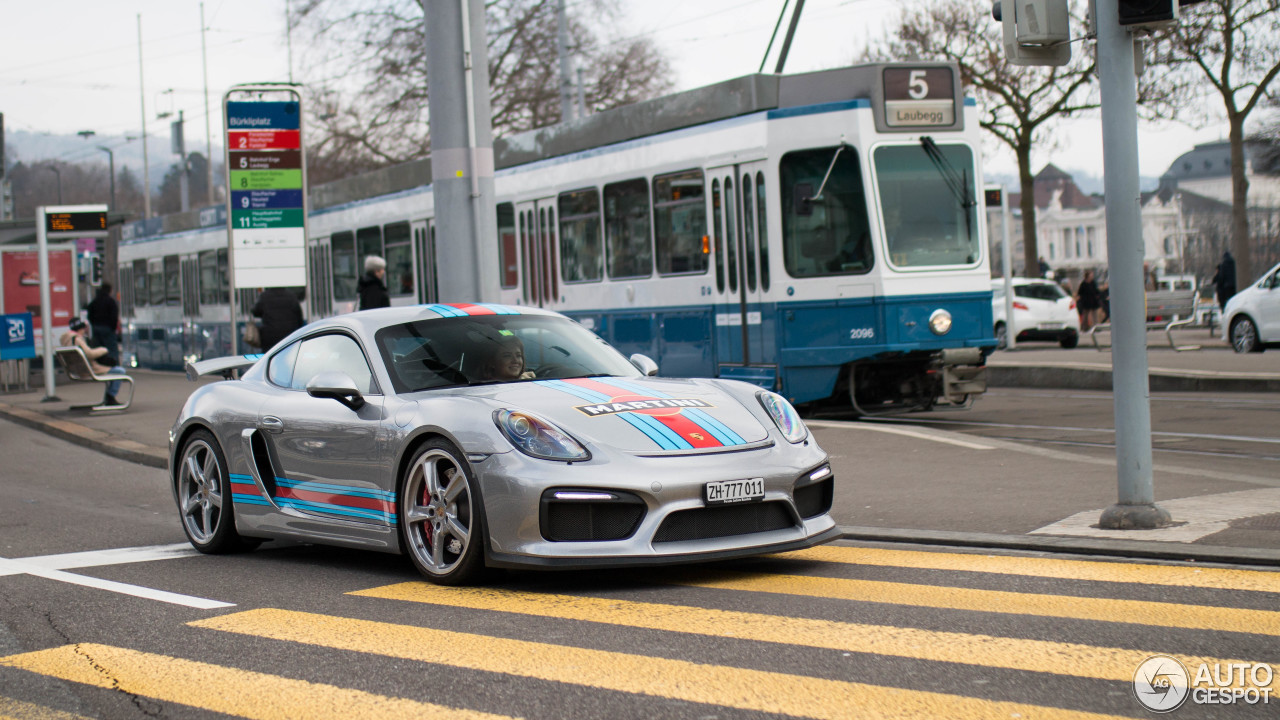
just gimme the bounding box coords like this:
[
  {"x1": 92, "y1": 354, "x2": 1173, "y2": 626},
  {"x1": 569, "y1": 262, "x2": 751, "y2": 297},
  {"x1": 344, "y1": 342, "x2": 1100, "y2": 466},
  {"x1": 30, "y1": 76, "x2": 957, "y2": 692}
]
[
  {"x1": 1038, "y1": 256, "x2": 1050, "y2": 278},
  {"x1": 251, "y1": 287, "x2": 305, "y2": 351},
  {"x1": 358, "y1": 255, "x2": 391, "y2": 310},
  {"x1": 1075, "y1": 269, "x2": 1103, "y2": 332},
  {"x1": 1211, "y1": 250, "x2": 1237, "y2": 311},
  {"x1": 86, "y1": 282, "x2": 120, "y2": 363},
  {"x1": 60, "y1": 318, "x2": 126, "y2": 406}
]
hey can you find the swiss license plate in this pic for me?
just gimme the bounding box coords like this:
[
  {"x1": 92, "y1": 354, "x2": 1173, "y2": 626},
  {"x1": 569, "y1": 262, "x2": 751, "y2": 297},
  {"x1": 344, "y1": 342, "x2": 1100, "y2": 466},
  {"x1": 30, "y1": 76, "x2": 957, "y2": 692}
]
[
  {"x1": 1039, "y1": 322, "x2": 1064, "y2": 330},
  {"x1": 704, "y1": 477, "x2": 765, "y2": 506}
]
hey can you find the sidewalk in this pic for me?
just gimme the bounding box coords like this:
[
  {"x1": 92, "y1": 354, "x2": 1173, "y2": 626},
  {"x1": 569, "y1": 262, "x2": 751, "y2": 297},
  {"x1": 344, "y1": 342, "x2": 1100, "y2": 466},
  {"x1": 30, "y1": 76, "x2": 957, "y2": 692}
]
[{"x1": 3, "y1": 353, "x2": 1280, "y2": 566}]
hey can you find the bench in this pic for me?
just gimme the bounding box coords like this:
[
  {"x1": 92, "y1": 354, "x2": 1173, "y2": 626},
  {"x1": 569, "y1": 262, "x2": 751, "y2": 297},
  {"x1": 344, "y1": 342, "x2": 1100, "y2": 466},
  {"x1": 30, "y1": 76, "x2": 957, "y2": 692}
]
[
  {"x1": 1089, "y1": 289, "x2": 1200, "y2": 352},
  {"x1": 55, "y1": 346, "x2": 135, "y2": 411}
]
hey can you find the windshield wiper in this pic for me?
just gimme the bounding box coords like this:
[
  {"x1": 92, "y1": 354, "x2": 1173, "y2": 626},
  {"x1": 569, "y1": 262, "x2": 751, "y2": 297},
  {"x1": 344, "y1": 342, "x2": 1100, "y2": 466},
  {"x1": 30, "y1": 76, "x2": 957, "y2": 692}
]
[{"x1": 920, "y1": 136, "x2": 976, "y2": 244}]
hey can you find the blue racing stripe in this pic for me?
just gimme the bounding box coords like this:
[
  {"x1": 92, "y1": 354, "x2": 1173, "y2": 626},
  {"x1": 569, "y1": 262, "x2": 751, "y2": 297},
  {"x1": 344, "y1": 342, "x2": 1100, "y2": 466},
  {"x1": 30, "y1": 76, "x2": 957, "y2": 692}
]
[
  {"x1": 684, "y1": 408, "x2": 746, "y2": 445},
  {"x1": 615, "y1": 412, "x2": 680, "y2": 450},
  {"x1": 276, "y1": 498, "x2": 394, "y2": 522},
  {"x1": 274, "y1": 477, "x2": 396, "y2": 501},
  {"x1": 232, "y1": 494, "x2": 273, "y2": 506},
  {"x1": 424, "y1": 303, "x2": 466, "y2": 317},
  {"x1": 592, "y1": 377, "x2": 672, "y2": 398},
  {"x1": 536, "y1": 379, "x2": 611, "y2": 403},
  {"x1": 477, "y1": 303, "x2": 520, "y2": 315},
  {"x1": 625, "y1": 412, "x2": 693, "y2": 450}
]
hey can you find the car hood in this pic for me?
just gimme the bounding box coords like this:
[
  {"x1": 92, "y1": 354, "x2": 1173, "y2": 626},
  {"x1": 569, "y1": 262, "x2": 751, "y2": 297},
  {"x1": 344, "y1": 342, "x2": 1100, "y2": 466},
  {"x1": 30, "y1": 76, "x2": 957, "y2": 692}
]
[{"x1": 475, "y1": 376, "x2": 772, "y2": 454}]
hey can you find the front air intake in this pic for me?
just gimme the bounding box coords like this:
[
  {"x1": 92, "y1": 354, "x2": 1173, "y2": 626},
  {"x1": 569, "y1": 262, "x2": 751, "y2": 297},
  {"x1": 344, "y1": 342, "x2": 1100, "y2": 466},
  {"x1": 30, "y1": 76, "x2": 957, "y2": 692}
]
[
  {"x1": 653, "y1": 502, "x2": 793, "y2": 543},
  {"x1": 540, "y1": 489, "x2": 646, "y2": 542}
]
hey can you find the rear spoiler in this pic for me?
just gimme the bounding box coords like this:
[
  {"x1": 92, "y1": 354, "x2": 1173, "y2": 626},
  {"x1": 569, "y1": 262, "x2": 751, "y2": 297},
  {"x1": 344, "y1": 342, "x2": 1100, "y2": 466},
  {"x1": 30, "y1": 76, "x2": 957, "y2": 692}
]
[{"x1": 185, "y1": 354, "x2": 264, "y2": 381}]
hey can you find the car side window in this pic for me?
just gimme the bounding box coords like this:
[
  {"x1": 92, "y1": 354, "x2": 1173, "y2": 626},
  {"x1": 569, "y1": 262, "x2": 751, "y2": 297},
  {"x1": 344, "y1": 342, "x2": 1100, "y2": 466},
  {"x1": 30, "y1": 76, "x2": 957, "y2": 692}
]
[
  {"x1": 290, "y1": 333, "x2": 378, "y2": 395},
  {"x1": 267, "y1": 341, "x2": 300, "y2": 388}
]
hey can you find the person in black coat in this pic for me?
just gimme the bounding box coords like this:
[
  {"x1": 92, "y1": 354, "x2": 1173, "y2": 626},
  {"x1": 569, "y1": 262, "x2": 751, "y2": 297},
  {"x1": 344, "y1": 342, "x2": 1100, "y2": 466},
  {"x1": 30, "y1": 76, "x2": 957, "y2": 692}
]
[
  {"x1": 1212, "y1": 250, "x2": 1237, "y2": 311},
  {"x1": 251, "y1": 287, "x2": 305, "y2": 351},
  {"x1": 86, "y1": 282, "x2": 120, "y2": 362},
  {"x1": 358, "y1": 255, "x2": 391, "y2": 310}
]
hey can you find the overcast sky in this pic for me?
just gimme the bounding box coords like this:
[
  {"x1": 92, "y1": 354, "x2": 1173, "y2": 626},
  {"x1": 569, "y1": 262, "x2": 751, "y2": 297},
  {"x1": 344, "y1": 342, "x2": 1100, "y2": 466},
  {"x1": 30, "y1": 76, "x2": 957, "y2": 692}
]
[{"x1": 0, "y1": 0, "x2": 1232, "y2": 181}]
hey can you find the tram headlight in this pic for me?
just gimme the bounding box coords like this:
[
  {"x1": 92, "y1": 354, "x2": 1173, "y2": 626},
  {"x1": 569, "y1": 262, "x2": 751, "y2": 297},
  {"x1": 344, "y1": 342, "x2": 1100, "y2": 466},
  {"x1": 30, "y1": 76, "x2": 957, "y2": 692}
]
[
  {"x1": 757, "y1": 391, "x2": 808, "y2": 443},
  {"x1": 928, "y1": 309, "x2": 953, "y2": 335}
]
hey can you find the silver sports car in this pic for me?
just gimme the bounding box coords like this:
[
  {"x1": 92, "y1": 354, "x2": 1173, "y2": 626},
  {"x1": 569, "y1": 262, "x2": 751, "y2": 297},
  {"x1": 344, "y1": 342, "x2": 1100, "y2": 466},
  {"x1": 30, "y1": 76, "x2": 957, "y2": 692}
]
[{"x1": 170, "y1": 303, "x2": 839, "y2": 584}]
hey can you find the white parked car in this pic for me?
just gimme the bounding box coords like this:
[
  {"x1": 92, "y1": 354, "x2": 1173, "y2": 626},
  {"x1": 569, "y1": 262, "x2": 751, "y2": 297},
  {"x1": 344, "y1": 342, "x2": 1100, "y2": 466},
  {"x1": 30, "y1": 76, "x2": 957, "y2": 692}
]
[
  {"x1": 991, "y1": 278, "x2": 1081, "y2": 349},
  {"x1": 1223, "y1": 262, "x2": 1280, "y2": 353}
]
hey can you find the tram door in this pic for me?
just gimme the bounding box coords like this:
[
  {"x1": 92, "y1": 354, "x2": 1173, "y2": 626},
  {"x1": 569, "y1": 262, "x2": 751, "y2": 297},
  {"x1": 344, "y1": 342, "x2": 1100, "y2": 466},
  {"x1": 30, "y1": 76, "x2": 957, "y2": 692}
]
[
  {"x1": 711, "y1": 161, "x2": 770, "y2": 377},
  {"x1": 515, "y1": 198, "x2": 559, "y2": 308},
  {"x1": 413, "y1": 219, "x2": 439, "y2": 304}
]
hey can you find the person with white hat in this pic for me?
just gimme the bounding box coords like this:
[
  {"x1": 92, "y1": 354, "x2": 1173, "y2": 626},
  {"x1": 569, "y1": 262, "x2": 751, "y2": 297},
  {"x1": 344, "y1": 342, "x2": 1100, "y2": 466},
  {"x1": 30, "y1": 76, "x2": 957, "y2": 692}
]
[{"x1": 358, "y1": 255, "x2": 391, "y2": 310}]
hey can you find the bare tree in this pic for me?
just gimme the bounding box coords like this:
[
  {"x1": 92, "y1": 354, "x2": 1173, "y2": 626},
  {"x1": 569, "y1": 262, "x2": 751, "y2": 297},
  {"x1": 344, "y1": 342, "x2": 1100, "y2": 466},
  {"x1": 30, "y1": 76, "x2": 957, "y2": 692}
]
[
  {"x1": 292, "y1": 0, "x2": 672, "y2": 183},
  {"x1": 9, "y1": 161, "x2": 113, "y2": 219},
  {"x1": 1155, "y1": 0, "x2": 1280, "y2": 286}
]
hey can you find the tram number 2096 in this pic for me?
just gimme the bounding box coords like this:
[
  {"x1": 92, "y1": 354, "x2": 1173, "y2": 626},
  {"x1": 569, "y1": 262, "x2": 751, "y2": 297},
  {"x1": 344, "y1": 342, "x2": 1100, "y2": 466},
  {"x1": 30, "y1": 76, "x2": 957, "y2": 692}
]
[{"x1": 849, "y1": 328, "x2": 875, "y2": 340}]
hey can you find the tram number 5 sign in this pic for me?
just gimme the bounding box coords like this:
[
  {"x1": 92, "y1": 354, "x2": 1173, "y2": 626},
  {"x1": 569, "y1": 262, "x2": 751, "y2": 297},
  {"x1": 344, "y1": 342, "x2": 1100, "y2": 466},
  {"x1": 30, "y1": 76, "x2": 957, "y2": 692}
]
[{"x1": 882, "y1": 67, "x2": 957, "y2": 128}]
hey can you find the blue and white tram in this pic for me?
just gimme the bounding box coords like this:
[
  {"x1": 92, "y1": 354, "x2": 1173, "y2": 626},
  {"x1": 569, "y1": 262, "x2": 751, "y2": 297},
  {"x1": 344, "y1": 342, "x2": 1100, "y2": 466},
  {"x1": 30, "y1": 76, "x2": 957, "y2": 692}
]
[{"x1": 118, "y1": 62, "x2": 996, "y2": 412}]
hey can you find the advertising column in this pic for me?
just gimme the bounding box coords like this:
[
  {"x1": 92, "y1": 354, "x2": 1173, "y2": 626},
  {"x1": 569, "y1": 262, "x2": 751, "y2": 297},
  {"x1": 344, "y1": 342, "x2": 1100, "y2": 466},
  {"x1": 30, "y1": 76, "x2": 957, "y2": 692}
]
[{"x1": 223, "y1": 86, "x2": 307, "y2": 353}]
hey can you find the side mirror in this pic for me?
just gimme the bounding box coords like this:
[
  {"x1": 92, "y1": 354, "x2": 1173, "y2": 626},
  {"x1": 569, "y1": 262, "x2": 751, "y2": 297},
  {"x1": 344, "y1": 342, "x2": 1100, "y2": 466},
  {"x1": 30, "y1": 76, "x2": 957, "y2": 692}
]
[
  {"x1": 306, "y1": 371, "x2": 366, "y2": 410},
  {"x1": 629, "y1": 353, "x2": 659, "y2": 377}
]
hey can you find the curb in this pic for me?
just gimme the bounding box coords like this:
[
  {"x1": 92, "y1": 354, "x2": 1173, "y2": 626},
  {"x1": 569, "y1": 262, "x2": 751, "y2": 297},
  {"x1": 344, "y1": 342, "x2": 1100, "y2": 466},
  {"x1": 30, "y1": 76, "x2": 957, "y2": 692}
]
[
  {"x1": 986, "y1": 365, "x2": 1280, "y2": 393},
  {"x1": 839, "y1": 525, "x2": 1280, "y2": 567},
  {"x1": 0, "y1": 402, "x2": 168, "y2": 470}
]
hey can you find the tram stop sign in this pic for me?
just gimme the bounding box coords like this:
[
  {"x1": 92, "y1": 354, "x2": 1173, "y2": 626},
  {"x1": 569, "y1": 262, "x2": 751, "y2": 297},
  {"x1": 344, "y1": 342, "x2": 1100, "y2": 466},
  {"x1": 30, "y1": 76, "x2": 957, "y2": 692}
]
[{"x1": 224, "y1": 87, "x2": 308, "y2": 289}]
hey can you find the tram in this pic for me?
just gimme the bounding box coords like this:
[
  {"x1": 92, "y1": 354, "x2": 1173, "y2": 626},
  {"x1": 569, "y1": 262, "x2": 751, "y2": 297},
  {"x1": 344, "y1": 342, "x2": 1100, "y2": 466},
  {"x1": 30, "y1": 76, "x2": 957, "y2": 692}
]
[{"x1": 117, "y1": 62, "x2": 997, "y2": 413}]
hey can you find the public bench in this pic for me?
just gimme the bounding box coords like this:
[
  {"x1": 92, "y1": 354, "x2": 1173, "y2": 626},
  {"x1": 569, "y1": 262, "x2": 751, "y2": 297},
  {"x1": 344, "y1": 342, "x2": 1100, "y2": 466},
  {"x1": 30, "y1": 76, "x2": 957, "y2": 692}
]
[
  {"x1": 54, "y1": 346, "x2": 134, "y2": 411},
  {"x1": 1089, "y1": 289, "x2": 1200, "y2": 352}
]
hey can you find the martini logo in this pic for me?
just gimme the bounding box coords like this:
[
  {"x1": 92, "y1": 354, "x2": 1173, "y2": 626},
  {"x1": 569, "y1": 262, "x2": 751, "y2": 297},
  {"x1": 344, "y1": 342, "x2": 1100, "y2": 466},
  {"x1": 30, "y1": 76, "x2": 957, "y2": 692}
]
[{"x1": 576, "y1": 398, "x2": 712, "y2": 417}]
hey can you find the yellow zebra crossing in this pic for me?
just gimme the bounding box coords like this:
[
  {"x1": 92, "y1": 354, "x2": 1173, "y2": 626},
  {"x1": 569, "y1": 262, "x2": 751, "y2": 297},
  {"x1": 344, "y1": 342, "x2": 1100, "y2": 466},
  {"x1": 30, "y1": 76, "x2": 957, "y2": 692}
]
[{"x1": 2, "y1": 544, "x2": 1276, "y2": 719}]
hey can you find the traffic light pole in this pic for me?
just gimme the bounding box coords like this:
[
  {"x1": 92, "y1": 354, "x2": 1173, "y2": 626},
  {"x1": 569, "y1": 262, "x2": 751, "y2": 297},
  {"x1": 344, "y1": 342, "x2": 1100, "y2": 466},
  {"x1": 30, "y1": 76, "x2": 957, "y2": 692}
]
[{"x1": 1095, "y1": 0, "x2": 1170, "y2": 530}]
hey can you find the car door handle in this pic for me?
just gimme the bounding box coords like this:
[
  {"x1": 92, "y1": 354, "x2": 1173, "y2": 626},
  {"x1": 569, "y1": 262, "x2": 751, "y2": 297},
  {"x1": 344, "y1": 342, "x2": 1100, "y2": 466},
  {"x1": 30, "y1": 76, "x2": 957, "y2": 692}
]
[{"x1": 260, "y1": 416, "x2": 284, "y2": 433}]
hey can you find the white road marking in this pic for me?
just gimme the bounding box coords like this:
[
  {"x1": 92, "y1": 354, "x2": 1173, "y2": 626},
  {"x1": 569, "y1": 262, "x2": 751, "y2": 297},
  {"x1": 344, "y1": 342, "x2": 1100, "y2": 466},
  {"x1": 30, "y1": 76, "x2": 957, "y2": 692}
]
[
  {"x1": 1031, "y1": 488, "x2": 1280, "y2": 542},
  {"x1": 870, "y1": 416, "x2": 1280, "y2": 446},
  {"x1": 806, "y1": 420, "x2": 994, "y2": 450},
  {"x1": 0, "y1": 544, "x2": 233, "y2": 609}
]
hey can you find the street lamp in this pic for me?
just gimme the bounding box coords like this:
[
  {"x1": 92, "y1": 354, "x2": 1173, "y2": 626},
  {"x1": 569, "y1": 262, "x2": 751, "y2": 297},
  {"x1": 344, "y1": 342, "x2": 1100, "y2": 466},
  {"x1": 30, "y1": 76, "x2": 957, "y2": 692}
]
[
  {"x1": 45, "y1": 164, "x2": 63, "y2": 204},
  {"x1": 96, "y1": 146, "x2": 116, "y2": 211}
]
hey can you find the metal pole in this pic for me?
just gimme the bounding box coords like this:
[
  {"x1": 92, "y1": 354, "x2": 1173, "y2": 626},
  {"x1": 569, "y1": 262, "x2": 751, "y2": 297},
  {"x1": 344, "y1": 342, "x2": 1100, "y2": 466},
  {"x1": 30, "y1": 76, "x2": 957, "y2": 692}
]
[
  {"x1": 424, "y1": 0, "x2": 496, "y2": 302},
  {"x1": 178, "y1": 110, "x2": 190, "y2": 212},
  {"x1": 98, "y1": 147, "x2": 115, "y2": 211},
  {"x1": 137, "y1": 14, "x2": 152, "y2": 219},
  {"x1": 201, "y1": 2, "x2": 215, "y2": 206},
  {"x1": 1095, "y1": 0, "x2": 1170, "y2": 530},
  {"x1": 556, "y1": 0, "x2": 574, "y2": 122},
  {"x1": 1000, "y1": 185, "x2": 1016, "y2": 349},
  {"x1": 36, "y1": 208, "x2": 58, "y2": 402},
  {"x1": 773, "y1": 0, "x2": 806, "y2": 74}
]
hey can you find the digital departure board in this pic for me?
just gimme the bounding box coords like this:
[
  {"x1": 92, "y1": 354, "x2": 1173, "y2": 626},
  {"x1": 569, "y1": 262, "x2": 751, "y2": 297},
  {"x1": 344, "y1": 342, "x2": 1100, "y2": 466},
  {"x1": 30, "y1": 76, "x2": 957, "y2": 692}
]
[{"x1": 45, "y1": 210, "x2": 108, "y2": 234}]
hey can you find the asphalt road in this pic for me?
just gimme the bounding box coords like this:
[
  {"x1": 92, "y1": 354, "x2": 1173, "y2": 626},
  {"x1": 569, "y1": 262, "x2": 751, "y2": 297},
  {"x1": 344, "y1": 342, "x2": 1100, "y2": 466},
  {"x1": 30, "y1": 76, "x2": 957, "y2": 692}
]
[{"x1": 3, "y1": 416, "x2": 1279, "y2": 719}]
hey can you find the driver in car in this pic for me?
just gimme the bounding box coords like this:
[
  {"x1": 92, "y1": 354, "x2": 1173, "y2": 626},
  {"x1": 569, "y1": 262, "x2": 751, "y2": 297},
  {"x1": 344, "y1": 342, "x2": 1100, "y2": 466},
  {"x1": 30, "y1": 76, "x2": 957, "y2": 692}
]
[{"x1": 479, "y1": 332, "x2": 535, "y2": 382}]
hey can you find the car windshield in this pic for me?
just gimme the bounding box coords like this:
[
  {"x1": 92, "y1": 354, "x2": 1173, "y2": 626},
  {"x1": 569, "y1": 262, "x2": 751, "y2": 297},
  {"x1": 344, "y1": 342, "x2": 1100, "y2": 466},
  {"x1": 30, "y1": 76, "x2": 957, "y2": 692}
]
[
  {"x1": 1015, "y1": 283, "x2": 1068, "y2": 301},
  {"x1": 375, "y1": 314, "x2": 641, "y2": 394}
]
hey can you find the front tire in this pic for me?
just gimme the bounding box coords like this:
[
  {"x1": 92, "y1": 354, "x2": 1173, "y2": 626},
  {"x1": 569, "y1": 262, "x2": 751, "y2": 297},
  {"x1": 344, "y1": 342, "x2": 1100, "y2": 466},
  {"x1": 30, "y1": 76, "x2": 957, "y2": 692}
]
[
  {"x1": 1230, "y1": 316, "x2": 1262, "y2": 353},
  {"x1": 995, "y1": 322, "x2": 1008, "y2": 350},
  {"x1": 177, "y1": 428, "x2": 259, "y2": 553},
  {"x1": 399, "y1": 438, "x2": 488, "y2": 585}
]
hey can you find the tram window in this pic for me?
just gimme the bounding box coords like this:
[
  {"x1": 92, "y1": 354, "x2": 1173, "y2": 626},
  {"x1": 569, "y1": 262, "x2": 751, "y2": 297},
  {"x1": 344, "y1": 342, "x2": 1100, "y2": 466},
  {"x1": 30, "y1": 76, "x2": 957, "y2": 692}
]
[
  {"x1": 199, "y1": 251, "x2": 218, "y2": 305},
  {"x1": 742, "y1": 174, "x2": 757, "y2": 291},
  {"x1": 603, "y1": 178, "x2": 652, "y2": 279},
  {"x1": 653, "y1": 170, "x2": 707, "y2": 276},
  {"x1": 558, "y1": 188, "x2": 602, "y2": 283},
  {"x1": 385, "y1": 221, "x2": 414, "y2": 297},
  {"x1": 780, "y1": 147, "x2": 873, "y2": 278},
  {"x1": 757, "y1": 171, "x2": 770, "y2": 291},
  {"x1": 165, "y1": 255, "x2": 181, "y2": 306},
  {"x1": 133, "y1": 260, "x2": 148, "y2": 307},
  {"x1": 725, "y1": 177, "x2": 738, "y2": 292},
  {"x1": 357, "y1": 226, "x2": 383, "y2": 269},
  {"x1": 712, "y1": 180, "x2": 725, "y2": 293},
  {"x1": 519, "y1": 212, "x2": 530, "y2": 302},
  {"x1": 216, "y1": 249, "x2": 229, "y2": 304},
  {"x1": 873, "y1": 143, "x2": 979, "y2": 268},
  {"x1": 497, "y1": 203, "x2": 518, "y2": 288},
  {"x1": 149, "y1": 261, "x2": 165, "y2": 306},
  {"x1": 331, "y1": 231, "x2": 358, "y2": 301}
]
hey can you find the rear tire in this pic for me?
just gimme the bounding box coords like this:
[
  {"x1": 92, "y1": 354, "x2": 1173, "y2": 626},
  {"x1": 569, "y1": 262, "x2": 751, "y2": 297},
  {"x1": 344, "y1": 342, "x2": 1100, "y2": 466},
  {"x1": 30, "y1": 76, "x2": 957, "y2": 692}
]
[
  {"x1": 1230, "y1": 316, "x2": 1262, "y2": 353},
  {"x1": 399, "y1": 438, "x2": 488, "y2": 585},
  {"x1": 176, "y1": 428, "x2": 259, "y2": 554},
  {"x1": 995, "y1": 322, "x2": 1008, "y2": 350},
  {"x1": 1059, "y1": 332, "x2": 1079, "y2": 349}
]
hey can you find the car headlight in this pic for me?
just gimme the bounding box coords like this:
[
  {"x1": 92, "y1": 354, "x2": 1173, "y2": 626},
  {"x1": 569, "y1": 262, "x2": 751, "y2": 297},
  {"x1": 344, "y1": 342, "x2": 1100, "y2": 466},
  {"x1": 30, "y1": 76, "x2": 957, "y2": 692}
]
[
  {"x1": 929, "y1": 309, "x2": 953, "y2": 335},
  {"x1": 494, "y1": 409, "x2": 590, "y2": 461},
  {"x1": 757, "y1": 391, "x2": 808, "y2": 443}
]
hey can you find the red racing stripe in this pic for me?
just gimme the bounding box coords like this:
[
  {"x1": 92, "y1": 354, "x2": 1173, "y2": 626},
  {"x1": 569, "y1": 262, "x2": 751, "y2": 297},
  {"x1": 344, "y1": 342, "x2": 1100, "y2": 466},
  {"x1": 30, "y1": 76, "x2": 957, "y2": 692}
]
[
  {"x1": 653, "y1": 412, "x2": 724, "y2": 448},
  {"x1": 449, "y1": 303, "x2": 496, "y2": 316},
  {"x1": 274, "y1": 487, "x2": 394, "y2": 514}
]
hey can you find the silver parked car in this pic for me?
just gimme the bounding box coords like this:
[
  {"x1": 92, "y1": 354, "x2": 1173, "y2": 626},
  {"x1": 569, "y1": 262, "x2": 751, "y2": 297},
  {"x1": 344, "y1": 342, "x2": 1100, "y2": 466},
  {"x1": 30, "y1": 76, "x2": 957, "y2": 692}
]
[
  {"x1": 171, "y1": 304, "x2": 839, "y2": 584},
  {"x1": 1223, "y1": 262, "x2": 1280, "y2": 353}
]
